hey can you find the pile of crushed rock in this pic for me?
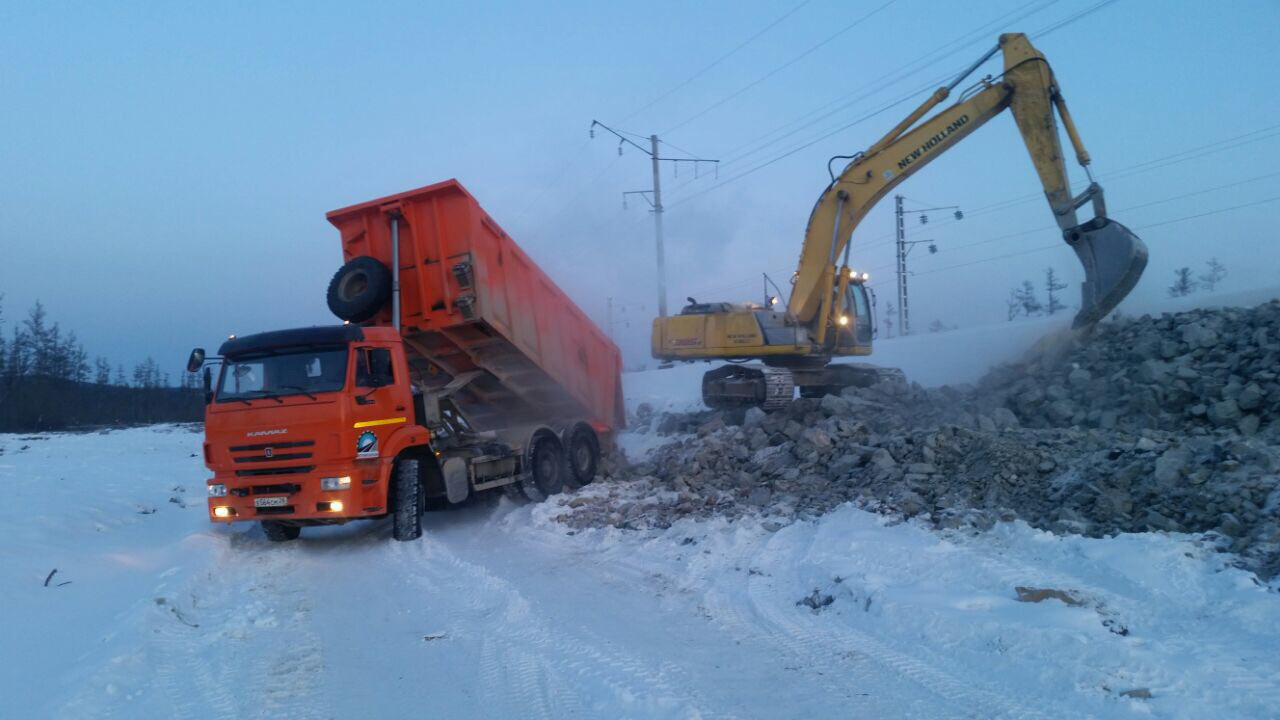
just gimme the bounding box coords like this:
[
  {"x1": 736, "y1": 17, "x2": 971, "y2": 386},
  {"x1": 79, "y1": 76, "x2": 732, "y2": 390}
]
[{"x1": 557, "y1": 301, "x2": 1280, "y2": 579}]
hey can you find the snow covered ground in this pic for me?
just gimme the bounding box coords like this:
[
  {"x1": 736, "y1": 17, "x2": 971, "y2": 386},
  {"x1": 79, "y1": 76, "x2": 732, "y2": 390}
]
[{"x1": 2, "y1": 425, "x2": 1278, "y2": 719}]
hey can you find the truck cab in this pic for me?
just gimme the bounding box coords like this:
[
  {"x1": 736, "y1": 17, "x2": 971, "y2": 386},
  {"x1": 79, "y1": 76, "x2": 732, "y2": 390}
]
[
  {"x1": 197, "y1": 324, "x2": 596, "y2": 541},
  {"x1": 201, "y1": 325, "x2": 423, "y2": 536}
]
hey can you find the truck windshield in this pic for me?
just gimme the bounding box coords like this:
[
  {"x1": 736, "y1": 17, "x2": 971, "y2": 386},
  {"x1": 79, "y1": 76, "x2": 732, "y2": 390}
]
[{"x1": 217, "y1": 346, "x2": 348, "y2": 403}]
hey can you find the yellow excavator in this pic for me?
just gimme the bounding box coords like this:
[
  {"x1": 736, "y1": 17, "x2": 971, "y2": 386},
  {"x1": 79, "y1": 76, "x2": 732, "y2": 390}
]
[{"x1": 652, "y1": 33, "x2": 1148, "y2": 410}]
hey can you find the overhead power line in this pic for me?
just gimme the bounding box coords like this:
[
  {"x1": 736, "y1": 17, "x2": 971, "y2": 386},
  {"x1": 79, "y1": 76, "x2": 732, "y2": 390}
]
[
  {"x1": 661, "y1": 0, "x2": 1124, "y2": 208},
  {"x1": 622, "y1": 0, "x2": 814, "y2": 123},
  {"x1": 661, "y1": 0, "x2": 900, "y2": 135},
  {"x1": 685, "y1": 164, "x2": 1280, "y2": 300},
  {"x1": 711, "y1": 0, "x2": 1062, "y2": 170},
  {"x1": 866, "y1": 192, "x2": 1280, "y2": 287},
  {"x1": 854, "y1": 122, "x2": 1280, "y2": 246},
  {"x1": 1030, "y1": 0, "x2": 1121, "y2": 37}
]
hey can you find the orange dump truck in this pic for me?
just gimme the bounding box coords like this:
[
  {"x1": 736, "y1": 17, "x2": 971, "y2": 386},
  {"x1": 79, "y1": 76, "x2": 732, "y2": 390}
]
[{"x1": 190, "y1": 180, "x2": 624, "y2": 541}]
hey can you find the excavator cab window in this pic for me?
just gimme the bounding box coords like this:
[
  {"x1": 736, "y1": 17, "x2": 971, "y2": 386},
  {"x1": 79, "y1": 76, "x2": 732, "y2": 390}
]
[{"x1": 849, "y1": 284, "x2": 872, "y2": 345}]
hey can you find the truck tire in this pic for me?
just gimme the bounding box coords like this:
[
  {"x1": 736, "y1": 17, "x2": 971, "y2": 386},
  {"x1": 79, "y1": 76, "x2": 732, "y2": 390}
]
[
  {"x1": 564, "y1": 423, "x2": 600, "y2": 489},
  {"x1": 327, "y1": 256, "x2": 392, "y2": 323},
  {"x1": 520, "y1": 432, "x2": 565, "y2": 502},
  {"x1": 262, "y1": 521, "x2": 300, "y2": 542},
  {"x1": 392, "y1": 458, "x2": 424, "y2": 541}
]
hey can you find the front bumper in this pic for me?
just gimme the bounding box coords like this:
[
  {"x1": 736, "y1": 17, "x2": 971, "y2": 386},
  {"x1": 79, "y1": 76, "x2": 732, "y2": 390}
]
[{"x1": 207, "y1": 462, "x2": 388, "y2": 523}]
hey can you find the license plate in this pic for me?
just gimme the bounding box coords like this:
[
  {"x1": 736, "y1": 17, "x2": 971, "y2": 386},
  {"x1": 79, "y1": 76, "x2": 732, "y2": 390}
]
[{"x1": 254, "y1": 496, "x2": 288, "y2": 508}]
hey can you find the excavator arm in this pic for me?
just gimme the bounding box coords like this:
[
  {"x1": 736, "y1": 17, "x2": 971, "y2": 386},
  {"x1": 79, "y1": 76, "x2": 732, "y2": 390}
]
[
  {"x1": 792, "y1": 33, "x2": 1147, "y2": 333},
  {"x1": 651, "y1": 33, "x2": 1147, "y2": 410}
]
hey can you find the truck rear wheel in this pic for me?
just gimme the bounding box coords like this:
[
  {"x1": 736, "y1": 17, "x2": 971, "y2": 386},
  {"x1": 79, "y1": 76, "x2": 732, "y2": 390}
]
[
  {"x1": 520, "y1": 433, "x2": 565, "y2": 502},
  {"x1": 327, "y1": 256, "x2": 392, "y2": 323},
  {"x1": 262, "y1": 521, "x2": 300, "y2": 542},
  {"x1": 392, "y1": 458, "x2": 424, "y2": 541},
  {"x1": 565, "y1": 423, "x2": 600, "y2": 489}
]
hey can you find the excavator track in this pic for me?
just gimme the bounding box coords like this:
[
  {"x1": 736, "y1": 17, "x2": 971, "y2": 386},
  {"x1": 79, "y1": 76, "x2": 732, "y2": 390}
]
[
  {"x1": 796, "y1": 363, "x2": 906, "y2": 398},
  {"x1": 702, "y1": 364, "x2": 795, "y2": 411}
]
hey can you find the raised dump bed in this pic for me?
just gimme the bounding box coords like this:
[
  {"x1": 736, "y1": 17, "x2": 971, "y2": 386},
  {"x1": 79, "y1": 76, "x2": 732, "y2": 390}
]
[{"x1": 325, "y1": 179, "x2": 624, "y2": 433}]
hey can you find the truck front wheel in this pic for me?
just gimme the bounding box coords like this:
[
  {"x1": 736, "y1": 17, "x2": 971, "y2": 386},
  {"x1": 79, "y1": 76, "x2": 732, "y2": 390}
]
[
  {"x1": 262, "y1": 521, "x2": 300, "y2": 542},
  {"x1": 392, "y1": 458, "x2": 424, "y2": 541}
]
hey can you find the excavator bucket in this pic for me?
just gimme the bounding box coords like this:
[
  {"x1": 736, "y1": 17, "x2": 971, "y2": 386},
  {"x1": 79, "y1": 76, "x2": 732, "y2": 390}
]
[{"x1": 1065, "y1": 217, "x2": 1148, "y2": 329}]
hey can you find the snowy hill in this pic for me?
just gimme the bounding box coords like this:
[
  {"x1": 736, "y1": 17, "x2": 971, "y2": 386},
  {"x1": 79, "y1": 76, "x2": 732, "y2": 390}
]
[{"x1": 2, "y1": 425, "x2": 1278, "y2": 718}]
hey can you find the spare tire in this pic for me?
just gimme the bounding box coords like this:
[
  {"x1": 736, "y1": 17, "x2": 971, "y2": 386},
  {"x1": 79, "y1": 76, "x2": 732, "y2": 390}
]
[{"x1": 326, "y1": 256, "x2": 391, "y2": 322}]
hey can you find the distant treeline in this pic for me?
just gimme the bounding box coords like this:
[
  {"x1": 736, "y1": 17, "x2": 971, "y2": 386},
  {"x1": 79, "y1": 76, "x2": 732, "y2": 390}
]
[{"x1": 0, "y1": 297, "x2": 202, "y2": 432}]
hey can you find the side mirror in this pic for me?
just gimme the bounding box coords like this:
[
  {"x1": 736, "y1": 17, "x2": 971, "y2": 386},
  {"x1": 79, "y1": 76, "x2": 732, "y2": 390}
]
[{"x1": 187, "y1": 348, "x2": 206, "y2": 373}]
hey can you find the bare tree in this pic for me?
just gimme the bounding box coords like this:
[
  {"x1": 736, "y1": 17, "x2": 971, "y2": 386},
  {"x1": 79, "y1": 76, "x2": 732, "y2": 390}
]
[
  {"x1": 0, "y1": 294, "x2": 6, "y2": 379},
  {"x1": 64, "y1": 331, "x2": 89, "y2": 382},
  {"x1": 133, "y1": 357, "x2": 163, "y2": 388},
  {"x1": 114, "y1": 364, "x2": 128, "y2": 387},
  {"x1": 94, "y1": 357, "x2": 111, "y2": 385},
  {"x1": 1014, "y1": 280, "x2": 1043, "y2": 316},
  {"x1": 1199, "y1": 258, "x2": 1227, "y2": 292},
  {"x1": 1168, "y1": 267, "x2": 1197, "y2": 297},
  {"x1": 1005, "y1": 290, "x2": 1022, "y2": 321},
  {"x1": 1044, "y1": 267, "x2": 1067, "y2": 315}
]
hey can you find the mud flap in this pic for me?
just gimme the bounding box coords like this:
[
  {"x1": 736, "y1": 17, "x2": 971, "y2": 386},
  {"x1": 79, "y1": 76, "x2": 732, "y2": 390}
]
[{"x1": 1065, "y1": 217, "x2": 1148, "y2": 329}]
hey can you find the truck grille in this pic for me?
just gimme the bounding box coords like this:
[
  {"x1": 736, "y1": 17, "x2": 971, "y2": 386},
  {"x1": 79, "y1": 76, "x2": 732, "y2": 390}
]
[
  {"x1": 231, "y1": 483, "x2": 303, "y2": 497},
  {"x1": 229, "y1": 440, "x2": 315, "y2": 452},
  {"x1": 236, "y1": 465, "x2": 314, "y2": 477},
  {"x1": 255, "y1": 505, "x2": 295, "y2": 515},
  {"x1": 233, "y1": 453, "x2": 312, "y2": 463},
  {"x1": 229, "y1": 440, "x2": 315, "y2": 464},
  {"x1": 252, "y1": 483, "x2": 302, "y2": 495}
]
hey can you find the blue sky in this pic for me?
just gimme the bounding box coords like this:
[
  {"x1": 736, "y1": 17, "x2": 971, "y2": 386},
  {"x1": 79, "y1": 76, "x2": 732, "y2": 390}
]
[{"x1": 2, "y1": 0, "x2": 1278, "y2": 372}]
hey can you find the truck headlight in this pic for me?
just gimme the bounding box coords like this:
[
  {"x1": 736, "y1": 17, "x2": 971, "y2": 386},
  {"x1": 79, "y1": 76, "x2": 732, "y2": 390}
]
[
  {"x1": 208, "y1": 483, "x2": 227, "y2": 497},
  {"x1": 321, "y1": 476, "x2": 351, "y2": 491},
  {"x1": 212, "y1": 506, "x2": 235, "y2": 518},
  {"x1": 837, "y1": 315, "x2": 850, "y2": 326}
]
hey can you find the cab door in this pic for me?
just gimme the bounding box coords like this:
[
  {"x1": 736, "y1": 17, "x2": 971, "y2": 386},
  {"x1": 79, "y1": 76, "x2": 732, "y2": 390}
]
[
  {"x1": 349, "y1": 344, "x2": 412, "y2": 461},
  {"x1": 851, "y1": 284, "x2": 873, "y2": 347}
]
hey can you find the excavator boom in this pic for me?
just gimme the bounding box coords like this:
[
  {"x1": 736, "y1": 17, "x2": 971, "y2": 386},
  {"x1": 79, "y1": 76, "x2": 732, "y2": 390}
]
[
  {"x1": 791, "y1": 33, "x2": 1146, "y2": 331},
  {"x1": 651, "y1": 32, "x2": 1148, "y2": 409}
]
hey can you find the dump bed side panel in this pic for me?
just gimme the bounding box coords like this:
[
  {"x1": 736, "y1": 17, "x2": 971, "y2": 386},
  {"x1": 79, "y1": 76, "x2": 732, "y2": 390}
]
[{"x1": 326, "y1": 180, "x2": 624, "y2": 431}]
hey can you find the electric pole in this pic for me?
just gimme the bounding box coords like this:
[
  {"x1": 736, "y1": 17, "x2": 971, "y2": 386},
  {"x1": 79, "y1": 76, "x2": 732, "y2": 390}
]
[
  {"x1": 650, "y1": 135, "x2": 667, "y2": 318},
  {"x1": 894, "y1": 194, "x2": 962, "y2": 336},
  {"x1": 605, "y1": 296, "x2": 644, "y2": 344},
  {"x1": 895, "y1": 195, "x2": 908, "y2": 337},
  {"x1": 590, "y1": 120, "x2": 717, "y2": 318}
]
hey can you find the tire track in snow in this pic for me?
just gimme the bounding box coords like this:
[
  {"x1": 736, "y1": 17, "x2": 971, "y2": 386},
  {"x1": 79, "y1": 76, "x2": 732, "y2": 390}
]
[
  {"x1": 395, "y1": 534, "x2": 729, "y2": 720},
  {"x1": 142, "y1": 534, "x2": 330, "y2": 720},
  {"x1": 535, "y1": 521, "x2": 1053, "y2": 718}
]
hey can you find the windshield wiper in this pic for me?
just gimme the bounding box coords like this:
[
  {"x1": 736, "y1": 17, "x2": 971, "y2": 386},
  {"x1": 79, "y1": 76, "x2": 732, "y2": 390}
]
[
  {"x1": 241, "y1": 390, "x2": 284, "y2": 404},
  {"x1": 279, "y1": 385, "x2": 318, "y2": 400}
]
